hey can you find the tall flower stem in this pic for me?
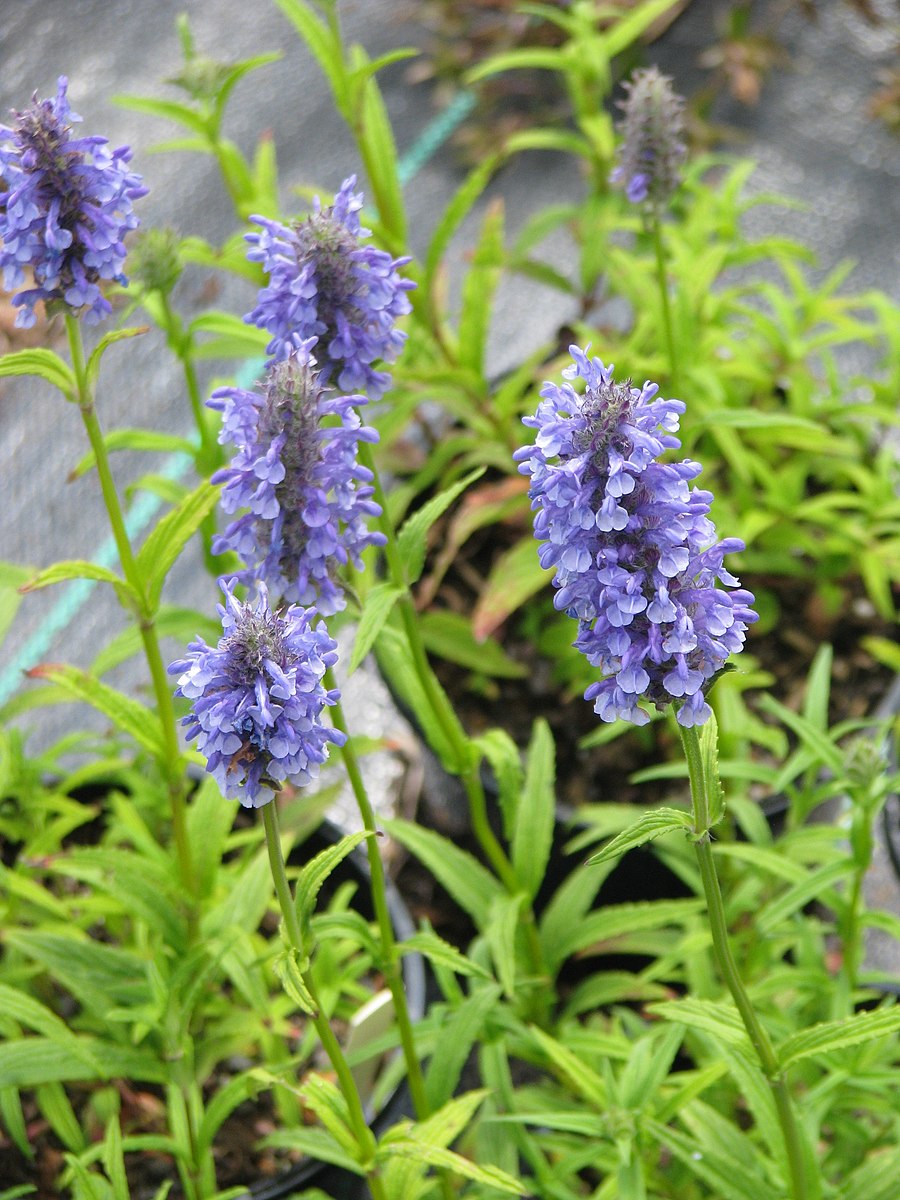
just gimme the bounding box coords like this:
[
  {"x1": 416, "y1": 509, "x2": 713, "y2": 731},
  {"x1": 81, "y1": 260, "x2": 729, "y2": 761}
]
[
  {"x1": 324, "y1": 673, "x2": 429, "y2": 1119},
  {"x1": 680, "y1": 724, "x2": 810, "y2": 1200},
  {"x1": 156, "y1": 294, "x2": 222, "y2": 573},
  {"x1": 356, "y1": 443, "x2": 514, "y2": 884},
  {"x1": 65, "y1": 315, "x2": 195, "y2": 909},
  {"x1": 650, "y1": 214, "x2": 680, "y2": 392},
  {"x1": 262, "y1": 800, "x2": 387, "y2": 1200},
  {"x1": 356, "y1": 442, "x2": 550, "y2": 996}
]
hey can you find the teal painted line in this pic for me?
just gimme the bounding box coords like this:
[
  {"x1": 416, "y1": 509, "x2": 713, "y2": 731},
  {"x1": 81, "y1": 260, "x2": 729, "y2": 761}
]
[
  {"x1": 397, "y1": 90, "x2": 475, "y2": 186},
  {"x1": 0, "y1": 91, "x2": 474, "y2": 705}
]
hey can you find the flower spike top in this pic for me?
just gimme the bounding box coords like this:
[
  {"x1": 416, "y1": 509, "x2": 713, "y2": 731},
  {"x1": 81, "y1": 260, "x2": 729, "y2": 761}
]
[
  {"x1": 244, "y1": 175, "x2": 415, "y2": 399},
  {"x1": 514, "y1": 346, "x2": 757, "y2": 727},
  {"x1": 610, "y1": 66, "x2": 686, "y2": 208},
  {"x1": 169, "y1": 580, "x2": 345, "y2": 808},
  {"x1": 209, "y1": 338, "x2": 387, "y2": 616},
  {"x1": 0, "y1": 77, "x2": 147, "y2": 327}
]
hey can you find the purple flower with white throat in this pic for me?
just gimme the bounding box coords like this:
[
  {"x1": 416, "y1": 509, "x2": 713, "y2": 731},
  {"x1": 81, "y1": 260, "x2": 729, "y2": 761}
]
[
  {"x1": 610, "y1": 66, "x2": 686, "y2": 210},
  {"x1": 0, "y1": 77, "x2": 147, "y2": 327},
  {"x1": 169, "y1": 580, "x2": 345, "y2": 808},
  {"x1": 244, "y1": 175, "x2": 414, "y2": 399},
  {"x1": 209, "y1": 338, "x2": 386, "y2": 616},
  {"x1": 514, "y1": 346, "x2": 757, "y2": 728}
]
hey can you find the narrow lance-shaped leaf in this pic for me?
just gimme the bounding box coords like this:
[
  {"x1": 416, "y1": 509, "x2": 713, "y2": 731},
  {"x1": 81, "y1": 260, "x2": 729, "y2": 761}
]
[
  {"x1": 0, "y1": 348, "x2": 76, "y2": 399},
  {"x1": 585, "y1": 807, "x2": 692, "y2": 867},
  {"x1": 397, "y1": 467, "x2": 485, "y2": 585},
  {"x1": 135, "y1": 479, "x2": 220, "y2": 611},
  {"x1": 25, "y1": 664, "x2": 167, "y2": 761},
  {"x1": 511, "y1": 718, "x2": 556, "y2": 900},
  {"x1": 293, "y1": 831, "x2": 373, "y2": 950},
  {"x1": 19, "y1": 561, "x2": 139, "y2": 611}
]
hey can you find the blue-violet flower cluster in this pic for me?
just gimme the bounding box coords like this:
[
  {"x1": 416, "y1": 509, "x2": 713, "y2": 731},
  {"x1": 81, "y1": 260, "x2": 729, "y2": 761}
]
[
  {"x1": 610, "y1": 66, "x2": 686, "y2": 208},
  {"x1": 514, "y1": 346, "x2": 757, "y2": 727},
  {"x1": 209, "y1": 339, "x2": 386, "y2": 616},
  {"x1": 169, "y1": 581, "x2": 345, "y2": 808},
  {"x1": 245, "y1": 175, "x2": 414, "y2": 399},
  {"x1": 0, "y1": 77, "x2": 146, "y2": 327}
]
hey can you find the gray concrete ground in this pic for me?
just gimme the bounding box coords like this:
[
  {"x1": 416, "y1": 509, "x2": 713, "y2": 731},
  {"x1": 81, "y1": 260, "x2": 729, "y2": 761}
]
[{"x1": 0, "y1": 3, "x2": 898, "y2": 955}]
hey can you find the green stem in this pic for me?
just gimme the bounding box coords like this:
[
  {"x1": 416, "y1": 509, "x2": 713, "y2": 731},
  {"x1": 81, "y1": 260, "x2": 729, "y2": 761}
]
[
  {"x1": 325, "y1": 673, "x2": 430, "y2": 1120},
  {"x1": 356, "y1": 442, "x2": 550, "y2": 996},
  {"x1": 262, "y1": 802, "x2": 387, "y2": 1200},
  {"x1": 650, "y1": 213, "x2": 680, "y2": 392},
  {"x1": 680, "y1": 725, "x2": 809, "y2": 1200},
  {"x1": 65, "y1": 316, "x2": 195, "y2": 916},
  {"x1": 157, "y1": 294, "x2": 221, "y2": 574}
]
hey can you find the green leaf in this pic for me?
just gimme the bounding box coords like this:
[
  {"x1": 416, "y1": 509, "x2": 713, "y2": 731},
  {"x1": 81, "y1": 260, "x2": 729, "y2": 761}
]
[
  {"x1": 294, "y1": 831, "x2": 372, "y2": 949},
  {"x1": 485, "y1": 893, "x2": 526, "y2": 998},
  {"x1": 473, "y1": 727, "x2": 523, "y2": 844},
  {"x1": 273, "y1": 949, "x2": 317, "y2": 1016},
  {"x1": 297, "y1": 1072, "x2": 361, "y2": 1158},
  {"x1": 0, "y1": 1087, "x2": 31, "y2": 1160},
  {"x1": 778, "y1": 1006, "x2": 900, "y2": 1069},
  {"x1": 112, "y1": 94, "x2": 211, "y2": 137},
  {"x1": 273, "y1": 0, "x2": 349, "y2": 116},
  {"x1": 552, "y1": 898, "x2": 704, "y2": 961},
  {"x1": 424, "y1": 984, "x2": 502, "y2": 1110},
  {"x1": 466, "y1": 47, "x2": 567, "y2": 84},
  {"x1": 0, "y1": 1037, "x2": 166, "y2": 1088},
  {"x1": 584, "y1": 807, "x2": 692, "y2": 867},
  {"x1": 418, "y1": 610, "x2": 527, "y2": 680},
  {"x1": 188, "y1": 310, "x2": 271, "y2": 358},
  {"x1": 397, "y1": 467, "x2": 485, "y2": 584},
  {"x1": 85, "y1": 326, "x2": 148, "y2": 391},
  {"x1": 19, "y1": 561, "x2": 138, "y2": 610},
  {"x1": 24, "y1": 664, "x2": 166, "y2": 761},
  {"x1": 399, "y1": 929, "x2": 491, "y2": 979},
  {"x1": 36, "y1": 1082, "x2": 86, "y2": 1153},
  {"x1": 383, "y1": 818, "x2": 504, "y2": 930},
  {"x1": 648, "y1": 997, "x2": 751, "y2": 1049},
  {"x1": 347, "y1": 582, "x2": 403, "y2": 675},
  {"x1": 643, "y1": 1117, "x2": 769, "y2": 1200},
  {"x1": 472, "y1": 536, "x2": 550, "y2": 641},
  {"x1": 135, "y1": 479, "x2": 220, "y2": 610},
  {"x1": 458, "y1": 198, "x2": 504, "y2": 376},
  {"x1": 525, "y1": 1025, "x2": 608, "y2": 1108},
  {"x1": 0, "y1": 348, "x2": 76, "y2": 398},
  {"x1": 69, "y1": 430, "x2": 196, "y2": 480},
  {"x1": 355, "y1": 58, "x2": 407, "y2": 245},
  {"x1": 511, "y1": 719, "x2": 556, "y2": 900},
  {"x1": 755, "y1": 859, "x2": 851, "y2": 934},
  {"x1": 424, "y1": 154, "x2": 503, "y2": 294},
  {"x1": 379, "y1": 1135, "x2": 525, "y2": 1194},
  {"x1": 374, "y1": 625, "x2": 465, "y2": 773}
]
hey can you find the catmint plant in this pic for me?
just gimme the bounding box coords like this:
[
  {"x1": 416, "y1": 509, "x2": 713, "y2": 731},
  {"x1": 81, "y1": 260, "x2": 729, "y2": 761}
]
[
  {"x1": 0, "y1": 76, "x2": 146, "y2": 327},
  {"x1": 517, "y1": 346, "x2": 812, "y2": 1200},
  {"x1": 245, "y1": 175, "x2": 415, "y2": 398},
  {"x1": 210, "y1": 338, "x2": 386, "y2": 615}
]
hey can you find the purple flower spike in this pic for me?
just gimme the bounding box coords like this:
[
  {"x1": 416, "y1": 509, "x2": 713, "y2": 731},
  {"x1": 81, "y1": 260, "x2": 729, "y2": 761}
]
[
  {"x1": 209, "y1": 339, "x2": 387, "y2": 616},
  {"x1": 0, "y1": 77, "x2": 147, "y2": 327},
  {"x1": 244, "y1": 175, "x2": 415, "y2": 399},
  {"x1": 610, "y1": 66, "x2": 686, "y2": 210},
  {"x1": 169, "y1": 581, "x2": 346, "y2": 808},
  {"x1": 514, "y1": 346, "x2": 757, "y2": 728}
]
